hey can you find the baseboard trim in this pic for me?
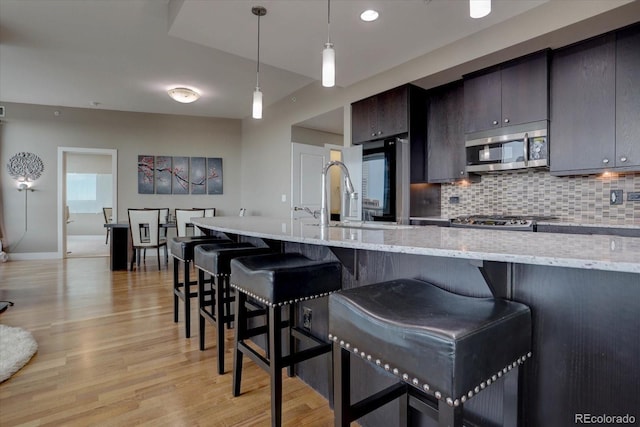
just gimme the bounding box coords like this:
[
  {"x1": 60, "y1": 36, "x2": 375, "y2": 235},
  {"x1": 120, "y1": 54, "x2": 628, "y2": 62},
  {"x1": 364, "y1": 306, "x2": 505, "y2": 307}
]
[{"x1": 7, "y1": 252, "x2": 61, "y2": 261}]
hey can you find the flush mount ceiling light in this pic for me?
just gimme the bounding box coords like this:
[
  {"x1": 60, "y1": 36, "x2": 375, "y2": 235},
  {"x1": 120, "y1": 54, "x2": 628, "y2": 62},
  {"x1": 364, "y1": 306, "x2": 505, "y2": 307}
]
[
  {"x1": 360, "y1": 9, "x2": 379, "y2": 22},
  {"x1": 252, "y1": 6, "x2": 267, "y2": 119},
  {"x1": 470, "y1": 0, "x2": 491, "y2": 18},
  {"x1": 167, "y1": 87, "x2": 200, "y2": 103},
  {"x1": 322, "y1": 0, "x2": 335, "y2": 87}
]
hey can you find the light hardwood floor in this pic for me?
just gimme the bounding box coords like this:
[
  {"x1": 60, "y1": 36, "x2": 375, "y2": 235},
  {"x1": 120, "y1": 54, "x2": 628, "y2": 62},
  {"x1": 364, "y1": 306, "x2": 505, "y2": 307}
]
[{"x1": 0, "y1": 257, "x2": 338, "y2": 426}]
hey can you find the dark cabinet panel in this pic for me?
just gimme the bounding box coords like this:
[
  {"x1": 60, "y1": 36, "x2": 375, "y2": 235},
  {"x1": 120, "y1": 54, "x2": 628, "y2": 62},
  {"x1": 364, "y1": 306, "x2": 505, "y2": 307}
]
[
  {"x1": 615, "y1": 25, "x2": 640, "y2": 170},
  {"x1": 351, "y1": 86, "x2": 408, "y2": 144},
  {"x1": 501, "y1": 52, "x2": 548, "y2": 127},
  {"x1": 550, "y1": 34, "x2": 616, "y2": 174},
  {"x1": 351, "y1": 97, "x2": 377, "y2": 144},
  {"x1": 408, "y1": 86, "x2": 428, "y2": 183},
  {"x1": 377, "y1": 86, "x2": 408, "y2": 139},
  {"x1": 464, "y1": 51, "x2": 549, "y2": 134},
  {"x1": 463, "y1": 68, "x2": 502, "y2": 133},
  {"x1": 427, "y1": 81, "x2": 466, "y2": 182}
]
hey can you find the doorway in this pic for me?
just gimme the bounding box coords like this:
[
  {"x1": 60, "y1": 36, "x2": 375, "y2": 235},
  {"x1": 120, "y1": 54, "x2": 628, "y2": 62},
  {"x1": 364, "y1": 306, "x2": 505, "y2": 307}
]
[{"x1": 57, "y1": 147, "x2": 117, "y2": 258}]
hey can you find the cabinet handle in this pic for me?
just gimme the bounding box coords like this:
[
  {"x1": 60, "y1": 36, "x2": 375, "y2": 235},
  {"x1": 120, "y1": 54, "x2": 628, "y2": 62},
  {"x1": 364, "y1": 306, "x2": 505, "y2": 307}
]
[
  {"x1": 460, "y1": 170, "x2": 465, "y2": 176},
  {"x1": 371, "y1": 133, "x2": 376, "y2": 137},
  {"x1": 378, "y1": 131, "x2": 383, "y2": 135},
  {"x1": 620, "y1": 156, "x2": 628, "y2": 163},
  {"x1": 492, "y1": 120, "x2": 499, "y2": 126},
  {"x1": 504, "y1": 118, "x2": 510, "y2": 124},
  {"x1": 602, "y1": 158, "x2": 609, "y2": 164}
]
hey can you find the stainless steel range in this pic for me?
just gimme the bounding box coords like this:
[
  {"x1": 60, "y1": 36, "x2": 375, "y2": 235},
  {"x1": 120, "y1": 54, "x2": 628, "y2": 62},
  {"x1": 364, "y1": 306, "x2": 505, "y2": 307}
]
[{"x1": 450, "y1": 215, "x2": 556, "y2": 231}]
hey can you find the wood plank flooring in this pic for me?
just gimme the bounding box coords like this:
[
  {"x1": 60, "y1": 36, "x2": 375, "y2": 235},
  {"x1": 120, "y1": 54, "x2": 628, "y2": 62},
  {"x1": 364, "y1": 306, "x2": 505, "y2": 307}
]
[{"x1": 0, "y1": 257, "x2": 340, "y2": 426}]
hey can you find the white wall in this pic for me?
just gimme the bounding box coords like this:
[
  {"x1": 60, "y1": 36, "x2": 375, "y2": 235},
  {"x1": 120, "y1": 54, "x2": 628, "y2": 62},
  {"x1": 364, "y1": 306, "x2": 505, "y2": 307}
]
[{"x1": 0, "y1": 103, "x2": 242, "y2": 254}]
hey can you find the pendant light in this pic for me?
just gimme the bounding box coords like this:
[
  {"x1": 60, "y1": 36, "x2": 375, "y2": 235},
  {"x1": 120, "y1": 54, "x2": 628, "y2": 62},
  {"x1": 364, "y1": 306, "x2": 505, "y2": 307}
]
[
  {"x1": 469, "y1": 0, "x2": 491, "y2": 18},
  {"x1": 322, "y1": 0, "x2": 335, "y2": 88},
  {"x1": 252, "y1": 6, "x2": 266, "y2": 119}
]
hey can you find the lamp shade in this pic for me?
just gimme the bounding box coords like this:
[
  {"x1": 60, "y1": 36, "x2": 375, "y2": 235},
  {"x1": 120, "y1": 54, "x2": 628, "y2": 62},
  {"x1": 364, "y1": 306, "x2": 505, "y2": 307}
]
[
  {"x1": 167, "y1": 87, "x2": 200, "y2": 103},
  {"x1": 470, "y1": 0, "x2": 491, "y2": 18},
  {"x1": 322, "y1": 43, "x2": 335, "y2": 88},
  {"x1": 252, "y1": 87, "x2": 263, "y2": 119}
]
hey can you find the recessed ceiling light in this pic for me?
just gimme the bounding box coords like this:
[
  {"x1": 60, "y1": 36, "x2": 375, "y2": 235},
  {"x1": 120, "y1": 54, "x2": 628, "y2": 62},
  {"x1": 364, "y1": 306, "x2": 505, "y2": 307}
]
[{"x1": 360, "y1": 9, "x2": 379, "y2": 22}]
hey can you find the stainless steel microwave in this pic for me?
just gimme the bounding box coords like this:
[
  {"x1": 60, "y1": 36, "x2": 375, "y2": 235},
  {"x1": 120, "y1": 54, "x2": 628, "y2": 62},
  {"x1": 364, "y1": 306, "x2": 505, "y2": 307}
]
[{"x1": 465, "y1": 126, "x2": 548, "y2": 173}]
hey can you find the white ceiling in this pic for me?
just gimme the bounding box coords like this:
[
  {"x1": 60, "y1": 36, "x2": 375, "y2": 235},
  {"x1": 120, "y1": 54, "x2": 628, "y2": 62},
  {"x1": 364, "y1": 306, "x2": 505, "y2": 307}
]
[{"x1": 1, "y1": 0, "x2": 549, "y2": 123}]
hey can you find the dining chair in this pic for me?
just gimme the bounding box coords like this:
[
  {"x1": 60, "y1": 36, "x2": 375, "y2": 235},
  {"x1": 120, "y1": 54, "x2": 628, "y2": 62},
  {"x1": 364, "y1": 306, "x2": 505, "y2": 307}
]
[
  {"x1": 128, "y1": 208, "x2": 168, "y2": 270},
  {"x1": 103, "y1": 207, "x2": 113, "y2": 244},
  {"x1": 193, "y1": 208, "x2": 215, "y2": 236},
  {"x1": 158, "y1": 207, "x2": 170, "y2": 238},
  {"x1": 175, "y1": 209, "x2": 205, "y2": 237}
]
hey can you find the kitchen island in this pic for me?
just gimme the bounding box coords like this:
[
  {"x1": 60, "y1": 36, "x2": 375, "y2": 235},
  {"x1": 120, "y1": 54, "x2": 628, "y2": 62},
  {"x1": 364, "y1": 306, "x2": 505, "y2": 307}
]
[{"x1": 193, "y1": 216, "x2": 640, "y2": 427}]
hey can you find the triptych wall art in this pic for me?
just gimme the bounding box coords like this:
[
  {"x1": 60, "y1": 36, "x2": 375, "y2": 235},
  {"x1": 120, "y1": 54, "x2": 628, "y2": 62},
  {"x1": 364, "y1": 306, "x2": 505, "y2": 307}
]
[{"x1": 137, "y1": 155, "x2": 223, "y2": 195}]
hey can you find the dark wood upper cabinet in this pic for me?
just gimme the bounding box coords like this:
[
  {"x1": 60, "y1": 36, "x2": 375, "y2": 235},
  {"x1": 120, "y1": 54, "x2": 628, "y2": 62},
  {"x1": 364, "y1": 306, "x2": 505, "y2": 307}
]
[
  {"x1": 615, "y1": 24, "x2": 640, "y2": 171},
  {"x1": 351, "y1": 84, "x2": 428, "y2": 183},
  {"x1": 551, "y1": 23, "x2": 640, "y2": 175},
  {"x1": 351, "y1": 97, "x2": 378, "y2": 144},
  {"x1": 464, "y1": 50, "x2": 549, "y2": 134},
  {"x1": 427, "y1": 81, "x2": 467, "y2": 183},
  {"x1": 351, "y1": 85, "x2": 408, "y2": 144}
]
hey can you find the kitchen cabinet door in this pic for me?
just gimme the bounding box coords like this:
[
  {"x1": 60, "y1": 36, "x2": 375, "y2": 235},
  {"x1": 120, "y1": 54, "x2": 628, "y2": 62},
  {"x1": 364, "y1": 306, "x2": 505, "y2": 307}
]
[
  {"x1": 376, "y1": 85, "x2": 408, "y2": 140},
  {"x1": 615, "y1": 24, "x2": 640, "y2": 170},
  {"x1": 501, "y1": 51, "x2": 548, "y2": 127},
  {"x1": 550, "y1": 34, "x2": 616, "y2": 175},
  {"x1": 464, "y1": 51, "x2": 549, "y2": 134},
  {"x1": 463, "y1": 68, "x2": 502, "y2": 133},
  {"x1": 351, "y1": 96, "x2": 377, "y2": 144},
  {"x1": 427, "y1": 81, "x2": 466, "y2": 182}
]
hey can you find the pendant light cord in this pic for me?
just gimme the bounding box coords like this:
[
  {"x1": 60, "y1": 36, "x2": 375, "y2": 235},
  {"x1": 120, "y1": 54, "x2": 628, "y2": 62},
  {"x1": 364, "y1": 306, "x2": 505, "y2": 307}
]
[
  {"x1": 326, "y1": 0, "x2": 331, "y2": 44},
  {"x1": 256, "y1": 12, "x2": 261, "y2": 88}
]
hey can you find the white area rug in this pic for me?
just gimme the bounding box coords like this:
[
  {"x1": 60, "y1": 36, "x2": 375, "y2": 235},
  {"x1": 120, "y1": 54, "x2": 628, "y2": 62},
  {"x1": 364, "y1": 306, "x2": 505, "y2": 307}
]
[{"x1": 0, "y1": 324, "x2": 38, "y2": 382}]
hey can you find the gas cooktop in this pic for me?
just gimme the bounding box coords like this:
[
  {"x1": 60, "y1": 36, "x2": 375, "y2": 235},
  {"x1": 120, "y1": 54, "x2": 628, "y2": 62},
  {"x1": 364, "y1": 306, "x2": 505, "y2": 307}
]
[{"x1": 450, "y1": 214, "x2": 557, "y2": 229}]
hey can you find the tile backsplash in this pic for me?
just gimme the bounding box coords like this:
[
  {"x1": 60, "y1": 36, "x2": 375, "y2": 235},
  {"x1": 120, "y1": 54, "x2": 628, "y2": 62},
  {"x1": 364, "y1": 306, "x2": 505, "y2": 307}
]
[{"x1": 440, "y1": 170, "x2": 640, "y2": 225}]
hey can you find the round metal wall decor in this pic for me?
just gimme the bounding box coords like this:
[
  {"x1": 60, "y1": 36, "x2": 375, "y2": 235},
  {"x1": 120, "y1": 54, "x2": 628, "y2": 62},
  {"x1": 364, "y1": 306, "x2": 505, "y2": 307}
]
[{"x1": 6, "y1": 152, "x2": 44, "y2": 181}]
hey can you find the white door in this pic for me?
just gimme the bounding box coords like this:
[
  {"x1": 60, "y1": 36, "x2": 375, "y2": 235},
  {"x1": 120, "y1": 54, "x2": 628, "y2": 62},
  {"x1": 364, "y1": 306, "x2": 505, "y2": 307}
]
[
  {"x1": 291, "y1": 143, "x2": 329, "y2": 219},
  {"x1": 291, "y1": 142, "x2": 362, "y2": 221}
]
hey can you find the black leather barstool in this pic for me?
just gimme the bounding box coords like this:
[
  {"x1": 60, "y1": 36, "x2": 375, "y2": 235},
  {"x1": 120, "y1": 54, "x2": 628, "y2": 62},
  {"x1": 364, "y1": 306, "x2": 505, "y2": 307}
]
[
  {"x1": 169, "y1": 235, "x2": 232, "y2": 338},
  {"x1": 230, "y1": 253, "x2": 342, "y2": 427},
  {"x1": 194, "y1": 242, "x2": 273, "y2": 374},
  {"x1": 329, "y1": 278, "x2": 532, "y2": 427}
]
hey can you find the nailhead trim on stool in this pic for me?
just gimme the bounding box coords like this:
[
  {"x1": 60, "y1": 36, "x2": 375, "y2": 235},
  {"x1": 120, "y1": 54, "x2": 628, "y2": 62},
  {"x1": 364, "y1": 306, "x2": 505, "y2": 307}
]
[
  {"x1": 230, "y1": 283, "x2": 337, "y2": 307},
  {"x1": 328, "y1": 333, "x2": 532, "y2": 407}
]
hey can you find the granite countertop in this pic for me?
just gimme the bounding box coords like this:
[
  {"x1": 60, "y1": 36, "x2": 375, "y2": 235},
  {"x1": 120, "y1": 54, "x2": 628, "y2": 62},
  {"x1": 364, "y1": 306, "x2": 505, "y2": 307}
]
[{"x1": 192, "y1": 216, "x2": 640, "y2": 274}]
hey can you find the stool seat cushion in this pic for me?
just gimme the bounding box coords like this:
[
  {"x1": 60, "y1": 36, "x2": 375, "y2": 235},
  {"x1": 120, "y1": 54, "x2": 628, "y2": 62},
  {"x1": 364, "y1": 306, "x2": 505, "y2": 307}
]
[
  {"x1": 230, "y1": 253, "x2": 342, "y2": 306},
  {"x1": 169, "y1": 236, "x2": 232, "y2": 261},
  {"x1": 329, "y1": 278, "x2": 531, "y2": 402},
  {"x1": 195, "y1": 244, "x2": 273, "y2": 276}
]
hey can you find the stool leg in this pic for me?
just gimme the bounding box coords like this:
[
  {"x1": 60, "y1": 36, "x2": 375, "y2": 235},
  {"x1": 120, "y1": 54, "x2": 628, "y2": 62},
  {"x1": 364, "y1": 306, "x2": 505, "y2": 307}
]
[
  {"x1": 503, "y1": 365, "x2": 520, "y2": 427},
  {"x1": 215, "y1": 275, "x2": 226, "y2": 375},
  {"x1": 173, "y1": 258, "x2": 179, "y2": 323},
  {"x1": 184, "y1": 259, "x2": 191, "y2": 338},
  {"x1": 198, "y1": 268, "x2": 206, "y2": 351},
  {"x1": 438, "y1": 400, "x2": 463, "y2": 427},
  {"x1": 333, "y1": 344, "x2": 352, "y2": 427},
  {"x1": 225, "y1": 282, "x2": 233, "y2": 329},
  {"x1": 269, "y1": 305, "x2": 283, "y2": 427},
  {"x1": 232, "y1": 291, "x2": 247, "y2": 397},
  {"x1": 287, "y1": 304, "x2": 294, "y2": 378}
]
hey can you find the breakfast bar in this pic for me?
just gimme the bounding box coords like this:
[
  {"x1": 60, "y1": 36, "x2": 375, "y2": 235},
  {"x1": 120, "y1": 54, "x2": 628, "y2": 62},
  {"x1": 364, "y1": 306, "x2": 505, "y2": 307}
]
[{"x1": 192, "y1": 216, "x2": 639, "y2": 427}]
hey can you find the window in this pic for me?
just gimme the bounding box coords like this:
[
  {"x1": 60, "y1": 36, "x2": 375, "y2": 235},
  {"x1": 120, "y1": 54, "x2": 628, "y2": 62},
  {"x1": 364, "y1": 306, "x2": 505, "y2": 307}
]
[{"x1": 66, "y1": 173, "x2": 112, "y2": 214}]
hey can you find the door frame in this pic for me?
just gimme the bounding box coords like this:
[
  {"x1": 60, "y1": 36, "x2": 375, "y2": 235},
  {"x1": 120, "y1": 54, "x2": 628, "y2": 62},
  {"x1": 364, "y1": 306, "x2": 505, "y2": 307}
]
[{"x1": 57, "y1": 147, "x2": 118, "y2": 258}]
